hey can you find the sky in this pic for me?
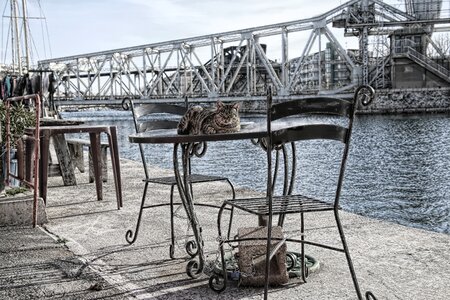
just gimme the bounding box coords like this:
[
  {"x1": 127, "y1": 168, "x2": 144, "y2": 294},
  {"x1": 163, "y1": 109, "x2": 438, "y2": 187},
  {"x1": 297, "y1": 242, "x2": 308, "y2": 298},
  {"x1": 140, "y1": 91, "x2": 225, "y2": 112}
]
[{"x1": 0, "y1": 0, "x2": 412, "y2": 64}]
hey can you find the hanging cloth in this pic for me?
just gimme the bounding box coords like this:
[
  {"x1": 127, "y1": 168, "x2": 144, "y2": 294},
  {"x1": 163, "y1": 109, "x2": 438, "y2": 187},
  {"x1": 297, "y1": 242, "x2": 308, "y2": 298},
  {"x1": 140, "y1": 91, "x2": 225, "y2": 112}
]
[
  {"x1": 4, "y1": 75, "x2": 12, "y2": 98},
  {"x1": 31, "y1": 74, "x2": 42, "y2": 94}
]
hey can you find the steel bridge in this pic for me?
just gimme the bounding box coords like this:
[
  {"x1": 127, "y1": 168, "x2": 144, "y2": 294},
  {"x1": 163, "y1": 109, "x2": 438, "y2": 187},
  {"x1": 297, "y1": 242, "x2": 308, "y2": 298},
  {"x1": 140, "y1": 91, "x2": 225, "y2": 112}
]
[{"x1": 37, "y1": 0, "x2": 450, "y2": 106}]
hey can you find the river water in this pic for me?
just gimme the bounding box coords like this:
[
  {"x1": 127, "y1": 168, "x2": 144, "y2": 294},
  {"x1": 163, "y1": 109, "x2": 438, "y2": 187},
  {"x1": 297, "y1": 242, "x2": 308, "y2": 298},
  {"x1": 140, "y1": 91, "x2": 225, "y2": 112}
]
[{"x1": 61, "y1": 109, "x2": 450, "y2": 235}]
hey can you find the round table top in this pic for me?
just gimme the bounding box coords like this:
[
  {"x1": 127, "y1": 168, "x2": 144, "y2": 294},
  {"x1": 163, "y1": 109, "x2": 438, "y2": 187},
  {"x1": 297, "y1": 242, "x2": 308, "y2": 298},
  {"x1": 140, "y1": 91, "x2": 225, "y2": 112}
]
[
  {"x1": 128, "y1": 122, "x2": 267, "y2": 144},
  {"x1": 128, "y1": 118, "x2": 322, "y2": 144}
]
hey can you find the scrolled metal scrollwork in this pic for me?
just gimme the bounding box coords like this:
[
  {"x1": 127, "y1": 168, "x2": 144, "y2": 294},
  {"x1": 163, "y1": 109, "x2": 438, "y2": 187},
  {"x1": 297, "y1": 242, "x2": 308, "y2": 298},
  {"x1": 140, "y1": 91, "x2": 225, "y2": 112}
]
[
  {"x1": 186, "y1": 259, "x2": 202, "y2": 278},
  {"x1": 252, "y1": 137, "x2": 285, "y2": 153},
  {"x1": 121, "y1": 97, "x2": 132, "y2": 110},
  {"x1": 354, "y1": 85, "x2": 375, "y2": 107},
  {"x1": 251, "y1": 138, "x2": 261, "y2": 146},
  {"x1": 188, "y1": 141, "x2": 208, "y2": 158},
  {"x1": 125, "y1": 229, "x2": 137, "y2": 244},
  {"x1": 185, "y1": 240, "x2": 199, "y2": 257},
  {"x1": 209, "y1": 273, "x2": 226, "y2": 292},
  {"x1": 215, "y1": 235, "x2": 227, "y2": 245}
]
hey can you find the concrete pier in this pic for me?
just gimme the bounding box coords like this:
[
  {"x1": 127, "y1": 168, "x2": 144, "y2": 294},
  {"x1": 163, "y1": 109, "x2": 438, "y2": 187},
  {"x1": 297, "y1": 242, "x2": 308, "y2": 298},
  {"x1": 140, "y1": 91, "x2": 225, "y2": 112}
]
[{"x1": 1, "y1": 158, "x2": 449, "y2": 299}]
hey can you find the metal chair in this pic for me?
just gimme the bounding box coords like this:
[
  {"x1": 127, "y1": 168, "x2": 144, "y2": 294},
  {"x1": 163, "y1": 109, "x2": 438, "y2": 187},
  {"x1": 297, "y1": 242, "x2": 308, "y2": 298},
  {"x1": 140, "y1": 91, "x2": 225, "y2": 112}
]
[
  {"x1": 209, "y1": 86, "x2": 377, "y2": 300},
  {"x1": 122, "y1": 98, "x2": 236, "y2": 259}
]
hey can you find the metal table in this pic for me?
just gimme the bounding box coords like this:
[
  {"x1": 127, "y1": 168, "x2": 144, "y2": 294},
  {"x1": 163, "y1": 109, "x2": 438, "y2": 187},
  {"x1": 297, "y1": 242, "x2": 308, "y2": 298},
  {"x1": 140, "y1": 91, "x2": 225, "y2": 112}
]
[
  {"x1": 128, "y1": 123, "x2": 270, "y2": 277},
  {"x1": 25, "y1": 124, "x2": 123, "y2": 209},
  {"x1": 129, "y1": 118, "x2": 335, "y2": 277}
]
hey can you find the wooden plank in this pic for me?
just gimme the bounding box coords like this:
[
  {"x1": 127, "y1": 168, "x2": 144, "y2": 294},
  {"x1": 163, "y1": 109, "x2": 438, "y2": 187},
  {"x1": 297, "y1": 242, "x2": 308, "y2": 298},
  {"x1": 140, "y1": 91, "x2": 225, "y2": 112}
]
[
  {"x1": 52, "y1": 134, "x2": 77, "y2": 186},
  {"x1": 66, "y1": 138, "x2": 109, "y2": 183},
  {"x1": 89, "y1": 147, "x2": 108, "y2": 183},
  {"x1": 67, "y1": 142, "x2": 85, "y2": 173},
  {"x1": 66, "y1": 138, "x2": 109, "y2": 147}
]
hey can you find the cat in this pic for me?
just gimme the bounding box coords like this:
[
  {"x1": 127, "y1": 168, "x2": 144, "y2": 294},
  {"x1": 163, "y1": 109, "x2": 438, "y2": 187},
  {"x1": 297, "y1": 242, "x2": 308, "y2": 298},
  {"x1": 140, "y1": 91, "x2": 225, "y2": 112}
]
[{"x1": 177, "y1": 100, "x2": 241, "y2": 135}]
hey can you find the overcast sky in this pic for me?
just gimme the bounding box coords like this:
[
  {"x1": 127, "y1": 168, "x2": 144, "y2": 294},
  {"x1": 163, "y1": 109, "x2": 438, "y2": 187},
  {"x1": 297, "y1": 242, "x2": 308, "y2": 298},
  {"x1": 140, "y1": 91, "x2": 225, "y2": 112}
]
[{"x1": 2, "y1": 0, "x2": 406, "y2": 63}]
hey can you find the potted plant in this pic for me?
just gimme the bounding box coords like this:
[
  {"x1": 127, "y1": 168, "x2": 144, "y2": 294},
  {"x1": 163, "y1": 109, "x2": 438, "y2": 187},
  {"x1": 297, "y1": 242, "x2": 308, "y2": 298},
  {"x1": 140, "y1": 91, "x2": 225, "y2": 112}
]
[{"x1": 0, "y1": 102, "x2": 36, "y2": 191}]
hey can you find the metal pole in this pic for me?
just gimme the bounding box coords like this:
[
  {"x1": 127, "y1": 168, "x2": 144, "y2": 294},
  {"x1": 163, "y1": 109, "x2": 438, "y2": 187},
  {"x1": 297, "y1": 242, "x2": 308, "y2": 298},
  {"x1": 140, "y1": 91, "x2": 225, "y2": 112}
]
[
  {"x1": 21, "y1": 0, "x2": 31, "y2": 69},
  {"x1": 5, "y1": 99, "x2": 11, "y2": 187},
  {"x1": 12, "y1": 0, "x2": 22, "y2": 75},
  {"x1": 318, "y1": 28, "x2": 322, "y2": 91},
  {"x1": 4, "y1": 94, "x2": 41, "y2": 227},
  {"x1": 211, "y1": 37, "x2": 215, "y2": 93},
  {"x1": 10, "y1": 0, "x2": 15, "y2": 71},
  {"x1": 281, "y1": 27, "x2": 288, "y2": 90},
  {"x1": 32, "y1": 95, "x2": 40, "y2": 227}
]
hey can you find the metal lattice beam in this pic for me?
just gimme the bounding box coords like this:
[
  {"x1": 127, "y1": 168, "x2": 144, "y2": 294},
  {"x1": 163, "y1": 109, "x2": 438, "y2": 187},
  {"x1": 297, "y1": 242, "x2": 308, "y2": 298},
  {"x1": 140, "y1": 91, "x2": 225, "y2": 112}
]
[{"x1": 37, "y1": 0, "x2": 450, "y2": 104}]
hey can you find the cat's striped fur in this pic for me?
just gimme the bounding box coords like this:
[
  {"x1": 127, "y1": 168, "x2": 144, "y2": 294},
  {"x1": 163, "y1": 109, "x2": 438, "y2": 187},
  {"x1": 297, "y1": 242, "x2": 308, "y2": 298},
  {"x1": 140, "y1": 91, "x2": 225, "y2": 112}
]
[{"x1": 177, "y1": 101, "x2": 240, "y2": 135}]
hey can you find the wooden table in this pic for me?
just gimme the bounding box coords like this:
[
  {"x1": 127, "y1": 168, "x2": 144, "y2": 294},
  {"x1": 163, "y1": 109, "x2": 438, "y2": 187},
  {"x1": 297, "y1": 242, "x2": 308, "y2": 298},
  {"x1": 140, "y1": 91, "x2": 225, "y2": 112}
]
[{"x1": 25, "y1": 124, "x2": 123, "y2": 209}]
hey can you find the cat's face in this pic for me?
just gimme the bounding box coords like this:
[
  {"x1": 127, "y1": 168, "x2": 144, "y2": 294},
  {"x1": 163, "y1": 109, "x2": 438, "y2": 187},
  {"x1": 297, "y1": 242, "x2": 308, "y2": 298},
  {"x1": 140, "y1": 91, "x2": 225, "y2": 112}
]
[{"x1": 215, "y1": 101, "x2": 240, "y2": 126}]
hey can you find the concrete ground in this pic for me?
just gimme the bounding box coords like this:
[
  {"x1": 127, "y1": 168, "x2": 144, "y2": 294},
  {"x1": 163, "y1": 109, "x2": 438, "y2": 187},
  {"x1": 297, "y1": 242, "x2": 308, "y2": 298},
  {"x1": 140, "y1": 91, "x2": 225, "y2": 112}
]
[{"x1": 1, "y1": 158, "x2": 450, "y2": 299}]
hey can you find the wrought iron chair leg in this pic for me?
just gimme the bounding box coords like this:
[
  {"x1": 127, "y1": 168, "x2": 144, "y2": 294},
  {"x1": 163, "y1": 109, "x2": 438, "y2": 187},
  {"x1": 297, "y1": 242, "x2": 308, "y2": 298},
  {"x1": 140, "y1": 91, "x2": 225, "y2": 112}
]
[
  {"x1": 209, "y1": 203, "x2": 228, "y2": 293},
  {"x1": 125, "y1": 181, "x2": 150, "y2": 245},
  {"x1": 300, "y1": 212, "x2": 308, "y2": 282},
  {"x1": 263, "y1": 215, "x2": 274, "y2": 300},
  {"x1": 226, "y1": 179, "x2": 236, "y2": 239},
  {"x1": 169, "y1": 184, "x2": 176, "y2": 259},
  {"x1": 227, "y1": 207, "x2": 234, "y2": 240},
  {"x1": 334, "y1": 209, "x2": 364, "y2": 300},
  {"x1": 278, "y1": 214, "x2": 285, "y2": 227}
]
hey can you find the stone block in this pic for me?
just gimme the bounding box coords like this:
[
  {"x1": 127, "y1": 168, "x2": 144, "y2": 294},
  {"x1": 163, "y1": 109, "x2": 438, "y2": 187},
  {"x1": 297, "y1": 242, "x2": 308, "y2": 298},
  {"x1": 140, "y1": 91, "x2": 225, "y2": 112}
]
[
  {"x1": 0, "y1": 195, "x2": 47, "y2": 226},
  {"x1": 237, "y1": 226, "x2": 288, "y2": 286}
]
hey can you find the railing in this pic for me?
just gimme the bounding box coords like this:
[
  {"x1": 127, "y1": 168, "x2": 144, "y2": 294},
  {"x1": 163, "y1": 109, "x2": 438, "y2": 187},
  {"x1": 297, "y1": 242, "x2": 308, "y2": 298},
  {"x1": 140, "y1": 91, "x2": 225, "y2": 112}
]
[
  {"x1": 404, "y1": 46, "x2": 450, "y2": 79},
  {"x1": 4, "y1": 94, "x2": 41, "y2": 227}
]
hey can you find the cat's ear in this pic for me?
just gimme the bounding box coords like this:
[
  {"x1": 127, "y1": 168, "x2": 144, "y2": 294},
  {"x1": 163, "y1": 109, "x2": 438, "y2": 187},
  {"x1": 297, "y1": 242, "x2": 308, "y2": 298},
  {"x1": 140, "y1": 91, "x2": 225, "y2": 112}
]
[
  {"x1": 216, "y1": 100, "x2": 224, "y2": 108},
  {"x1": 233, "y1": 102, "x2": 240, "y2": 110}
]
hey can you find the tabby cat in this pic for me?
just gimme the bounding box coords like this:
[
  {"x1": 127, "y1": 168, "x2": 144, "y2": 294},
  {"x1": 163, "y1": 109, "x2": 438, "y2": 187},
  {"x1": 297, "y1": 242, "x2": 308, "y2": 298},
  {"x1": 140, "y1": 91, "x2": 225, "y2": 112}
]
[{"x1": 177, "y1": 100, "x2": 241, "y2": 135}]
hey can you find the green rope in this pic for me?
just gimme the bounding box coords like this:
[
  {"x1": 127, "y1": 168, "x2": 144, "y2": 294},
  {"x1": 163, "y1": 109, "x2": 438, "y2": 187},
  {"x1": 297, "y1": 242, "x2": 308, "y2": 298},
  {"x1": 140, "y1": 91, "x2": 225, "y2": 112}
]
[
  {"x1": 286, "y1": 251, "x2": 320, "y2": 278},
  {"x1": 207, "y1": 250, "x2": 319, "y2": 280}
]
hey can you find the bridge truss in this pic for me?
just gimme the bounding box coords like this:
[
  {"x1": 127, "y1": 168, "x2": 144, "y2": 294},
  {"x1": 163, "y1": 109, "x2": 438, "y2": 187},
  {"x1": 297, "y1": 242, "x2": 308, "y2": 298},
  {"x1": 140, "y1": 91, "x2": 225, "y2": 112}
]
[{"x1": 37, "y1": 0, "x2": 450, "y2": 104}]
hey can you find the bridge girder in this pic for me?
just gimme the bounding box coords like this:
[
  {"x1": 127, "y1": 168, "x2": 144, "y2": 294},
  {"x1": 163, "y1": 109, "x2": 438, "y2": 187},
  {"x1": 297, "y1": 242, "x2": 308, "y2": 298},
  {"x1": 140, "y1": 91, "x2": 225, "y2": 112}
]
[{"x1": 37, "y1": 0, "x2": 450, "y2": 104}]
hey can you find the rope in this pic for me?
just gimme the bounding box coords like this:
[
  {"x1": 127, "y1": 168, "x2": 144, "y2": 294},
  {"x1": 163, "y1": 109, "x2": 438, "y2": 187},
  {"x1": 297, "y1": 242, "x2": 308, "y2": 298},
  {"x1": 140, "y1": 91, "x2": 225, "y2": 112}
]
[
  {"x1": 285, "y1": 251, "x2": 320, "y2": 278},
  {"x1": 206, "y1": 249, "x2": 319, "y2": 280}
]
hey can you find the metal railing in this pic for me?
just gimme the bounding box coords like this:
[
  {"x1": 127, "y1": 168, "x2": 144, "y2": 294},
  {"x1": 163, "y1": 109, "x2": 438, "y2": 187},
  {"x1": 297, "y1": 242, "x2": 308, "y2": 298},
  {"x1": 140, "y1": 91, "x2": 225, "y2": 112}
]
[
  {"x1": 404, "y1": 46, "x2": 450, "y2": 79},
  {"x1": 4, "y1": 94, "x2": 41, "y2": 227}
]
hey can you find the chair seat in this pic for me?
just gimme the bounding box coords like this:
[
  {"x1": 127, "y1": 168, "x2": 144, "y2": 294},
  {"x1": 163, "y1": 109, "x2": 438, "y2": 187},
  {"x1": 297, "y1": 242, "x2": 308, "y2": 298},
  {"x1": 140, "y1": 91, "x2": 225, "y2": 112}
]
[
  {"x1": 224, "y1": 194, "x2": 335, "y2": 215},
  {"x1": 146, "y1": 173, "x2": 230, "y2": 185}
]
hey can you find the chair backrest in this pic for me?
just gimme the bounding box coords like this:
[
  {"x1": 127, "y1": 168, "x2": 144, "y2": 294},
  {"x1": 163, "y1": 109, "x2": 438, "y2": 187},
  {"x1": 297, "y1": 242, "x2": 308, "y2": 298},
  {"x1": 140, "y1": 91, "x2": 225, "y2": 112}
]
[
  {"x1": 131, "y1": 101, "x2": 187, "y2": 133},
  {"x1": 267, "y1": 85, "x2": 374, "y2": 146},
  {"x1": 122, "y1": 98, "x2": 188, "y2": 178},
  {"x1": 268, "y1": 95, "x2": 355, "y2": 146},
  {"x1": 265, "y1": 85, "x2": 374, "y2": 210}
]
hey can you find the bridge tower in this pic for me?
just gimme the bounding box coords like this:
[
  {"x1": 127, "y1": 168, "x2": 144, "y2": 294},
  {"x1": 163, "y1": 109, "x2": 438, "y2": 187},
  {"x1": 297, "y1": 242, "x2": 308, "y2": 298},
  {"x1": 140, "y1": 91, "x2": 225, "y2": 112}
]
[{"x1": 391, "y1": 0, "x2": 450, "y2": 88}]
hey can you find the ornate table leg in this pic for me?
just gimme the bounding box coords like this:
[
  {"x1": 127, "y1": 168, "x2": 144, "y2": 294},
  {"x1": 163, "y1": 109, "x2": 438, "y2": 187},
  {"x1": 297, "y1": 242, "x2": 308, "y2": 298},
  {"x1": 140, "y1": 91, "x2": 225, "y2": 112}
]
[{"x1": 173, "y1": 142, "x2": 205, "y2": 278}]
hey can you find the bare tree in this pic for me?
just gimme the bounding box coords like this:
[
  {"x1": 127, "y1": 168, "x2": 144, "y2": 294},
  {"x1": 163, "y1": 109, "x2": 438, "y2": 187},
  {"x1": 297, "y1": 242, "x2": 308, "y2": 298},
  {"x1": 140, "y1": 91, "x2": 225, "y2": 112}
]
[{"x1": 428, "y1": 33, "x2": 450, "y2": 58}]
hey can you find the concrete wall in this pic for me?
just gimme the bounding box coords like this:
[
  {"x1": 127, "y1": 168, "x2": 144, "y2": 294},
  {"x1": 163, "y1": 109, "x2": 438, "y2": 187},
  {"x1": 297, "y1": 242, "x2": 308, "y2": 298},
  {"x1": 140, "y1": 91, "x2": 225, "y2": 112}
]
[
  {"x1": 358, "y1": 88, "x2": 450, "y2": 114},
  {"x1": 238, "y1": 88, "x2": 450, "y2": 115},
  {"x1": 393, "y1": 58, "x2": 449, "y2": 89}
]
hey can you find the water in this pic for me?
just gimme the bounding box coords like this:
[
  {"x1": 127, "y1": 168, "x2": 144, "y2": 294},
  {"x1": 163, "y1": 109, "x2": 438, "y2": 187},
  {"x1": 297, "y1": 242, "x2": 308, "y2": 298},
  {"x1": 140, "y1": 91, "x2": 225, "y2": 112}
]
[{"x1": 61, "y1": 109, "x2": 450, "y2": 235}]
